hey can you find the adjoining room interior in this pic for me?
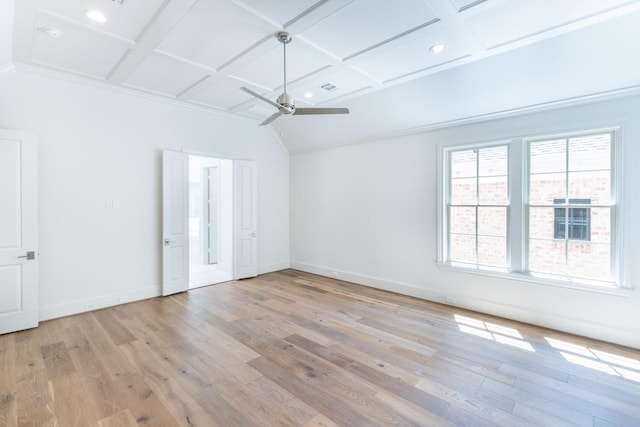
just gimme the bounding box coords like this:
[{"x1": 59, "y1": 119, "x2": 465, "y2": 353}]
[
  {"x1": 188, "y1": 155, "x2": 233, "y2": 288},
  {"x1": 1, "y1": 0, "x2": 640, "y2": 425}
]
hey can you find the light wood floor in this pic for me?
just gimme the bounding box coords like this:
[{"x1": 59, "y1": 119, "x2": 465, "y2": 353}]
[{"x1": 1, "y1": 270, "x2": 639, "y2": 426}]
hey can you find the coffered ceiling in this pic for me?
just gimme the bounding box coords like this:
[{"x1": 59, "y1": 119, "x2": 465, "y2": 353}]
[{"x1": 10, "y1": 0, "x2": 640, "y2": 151}]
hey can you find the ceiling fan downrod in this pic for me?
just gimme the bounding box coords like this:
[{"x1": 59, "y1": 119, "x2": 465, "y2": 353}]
[{"x1": 239, "y1": 31, "x2": 350, "y2": 126}]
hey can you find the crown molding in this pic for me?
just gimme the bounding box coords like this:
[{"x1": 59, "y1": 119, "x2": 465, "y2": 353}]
[{"x1": 344, "y1": 84, "x2": 640, "y2": 149}]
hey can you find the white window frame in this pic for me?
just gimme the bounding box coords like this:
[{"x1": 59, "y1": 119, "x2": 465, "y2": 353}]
[
  {"x1": 437, "y1": 127, "x2": 628, "y2": 294},
  {"x1": 441, "y1": 142, "x2": 511, "y2": 271}
]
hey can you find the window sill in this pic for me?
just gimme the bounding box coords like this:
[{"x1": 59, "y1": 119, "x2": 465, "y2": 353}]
[{"x1": 436, "y1": 262, "x2": 632, "y2": 297}]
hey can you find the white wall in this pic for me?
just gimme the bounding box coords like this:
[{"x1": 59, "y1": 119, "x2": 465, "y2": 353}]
[
  {"x1": 0, "y1": 70, "x2": 289, "y2": 320},
  {"x1": 290, "y1": 94, "x2": 640, "y2": 349}
]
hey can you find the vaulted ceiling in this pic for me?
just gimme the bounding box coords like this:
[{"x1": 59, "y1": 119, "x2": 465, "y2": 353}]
[{"x1": 9, "y1": 0, "x2": 640, "y2": 152}]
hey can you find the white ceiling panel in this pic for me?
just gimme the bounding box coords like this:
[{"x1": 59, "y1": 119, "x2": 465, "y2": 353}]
[
  {"x1": 123, "y1": 52, "x2": 209, "y2": 97},
  {"x1": 449, "y1": 0, "x2": 489, "y2": 12},
  {"x1": 231, "y1": 0, "x2": 322, "y2": 26},
  {"x1": 40, "y1": 0, "x2": 165, "y2": 41},
  {"x1": 240, "y1": 102, "x2": 279, "y2": 119},
  {"x1": 11, "y1": 0, "x2": 640, "y2": 152},
  {"x1": 353, "y1": 30, "x2": 471, "y2": 83},
  {"x1": 190, "y1": 76, "x2": 258, "y2": 110},
  {"x1": 32, "y1": 14, "x2": 128, "y2": 79},
  {"x1": 289, "y1": 68, "x2": 375, "y2": 104},
  {"x1": 467, "y1": 0, "x2": 640, "y2": 49},
  {"x1": 299, "y1": 0, "x2": 439, "y2": 60},
  {"x1": 156, "y1": 0, "x2": 277, "y2": 70},
  {"x1": 230, "y1": 41, "x2": 333, "y2": 90}
]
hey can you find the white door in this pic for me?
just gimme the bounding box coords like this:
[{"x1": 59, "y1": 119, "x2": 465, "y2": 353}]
[
  {"x1": 207, "y1": 166, "x2": 219, "y2": 265},
  {"x1": 162, "y1": 151, "x2": 189, "y2": 296},
  {"x1": 0, "y1": 130, "x2": 38, "y2": 335},
  {"x1": 234, "y1": 160, "x2": 257, "y2": 279}
]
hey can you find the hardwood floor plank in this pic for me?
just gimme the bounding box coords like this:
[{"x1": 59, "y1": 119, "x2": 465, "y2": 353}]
[
  {"x1": 3, "y1": 269, "x2": 639, "y2": 426},
  {"x1": 15, "y1": 369, "x2": 55, "y2": 426},
  {"x1": 0, "y1": 341, "x2": 17, "y2": 427},
  {"x1": 304, "y1": 414, "x2": 342, "y2": 427},
  {"x1": 285, "y1": 333, "x2": 450, "y2": 417},
  {"x1": 248, "y1": 355, "x2": 391, "y2": 427},
  {"x1": 192, "y1": 384, "x2": 261, "y2": 427},
  {"x1": 49, "y1": 373, "x2": 99, "y2": 427},
  {"x1": 97, "y1": 408, "x2": 139, "y2": 427},
  {"x1": 92, "y1": 308, "x2": 137, "y2": 345},
  {"x1": 40, "y1": 341, "x2": 75, "y2": 380},
  {"x1": 119, "y1": 341, "x2": 217, "y2": 427},
  {"x1": 482, "y1": 377, "x2": 593, "y2": 425},
  {"x1": 374, "y1": 390, "x2": 457, "y2": 427},
  {"x1": 112, "y1": 372, "x2": 178, "y2": 426}
]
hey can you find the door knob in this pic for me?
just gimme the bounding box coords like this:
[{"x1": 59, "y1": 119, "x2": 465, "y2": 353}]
[
  {"x1": 18, "y1": 251, "x2": 35, "y2": 260},
  {"x1": 164, "y1": 239, "x2": 170, "y2": 246}
]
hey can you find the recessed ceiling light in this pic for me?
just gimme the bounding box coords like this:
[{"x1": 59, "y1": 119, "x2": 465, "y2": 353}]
[
  {"x1": 303, "y1": 92, "x2": 314, "y2": 99},
  {"x1": 430, "y1": 43, "x2": 445, "y2": 54},
  {"x1": 86, "y1": 10, "x2": 108, "y2": 23}
]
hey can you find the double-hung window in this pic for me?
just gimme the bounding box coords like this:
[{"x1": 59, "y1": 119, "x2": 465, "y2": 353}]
[
  {"x1": 447, "y1": 145, "x2": 509, "y2": 270},
  {"x1": 441, "y1": 129, "x2": 619, "y2": 288}
]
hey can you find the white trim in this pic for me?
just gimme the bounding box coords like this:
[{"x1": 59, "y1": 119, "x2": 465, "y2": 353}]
[
  {"x1": 258, "y1": 262, "x2": 290, "y2": 275},
  {"x1": 290, "y1": 260, "x2": 442, "y2": 301},
  {"x1": 290, "y1": 260, "x2": 639, "y2": 349},
  {"x1": 325, "y1": 84, "x2": 640, "y2": 151},
  {"x1": 436, "y1": 262, "x2": 629, "y2": 297},
  {"x1": 39, "y1": 285, "x2": 160, "y2": 321},
  {"x1": 438, "y1": 126, "x2": 624, "y2": 289}
]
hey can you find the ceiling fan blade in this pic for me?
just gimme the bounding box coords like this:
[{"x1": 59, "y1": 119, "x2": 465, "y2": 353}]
[
  {"x1": 293, "y1": 107, "x2": 350, "y2": 115},
  {"x1": 259, "y1": 111, "x2": 283, "y2": 126},
  {"x1": 240, "y1": 87, "x2": 281, "y2": 109}
]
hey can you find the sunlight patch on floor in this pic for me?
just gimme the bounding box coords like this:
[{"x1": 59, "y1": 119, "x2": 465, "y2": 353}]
[
  {"x1": 545, "y1": 337, "x2": 640, "y2": 383},
  {"x1": 454, "y1": 314, "x2": 535, "y2": 352}
]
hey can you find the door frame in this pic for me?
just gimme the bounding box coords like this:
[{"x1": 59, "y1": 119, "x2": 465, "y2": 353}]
[{"x1": 161, "y1": 150, "x2": 257, "y2": 295}]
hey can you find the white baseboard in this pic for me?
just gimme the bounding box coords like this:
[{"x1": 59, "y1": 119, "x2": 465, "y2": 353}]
[
  {"x1": 39, "y1": 285, "x2": 160, "y2": 322},
  {"x1": 37, "y1": 262, "x2": 290, "y2": 322},
  {"x1": 290, "y1": 260, "x2": 640, "y2": 349},
  {"x1": 258, "y1": 261, "x2": 290, "y2": 275}
]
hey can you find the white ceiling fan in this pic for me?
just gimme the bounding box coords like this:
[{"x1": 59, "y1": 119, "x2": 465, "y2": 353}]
[{"x1": 241, "y1": 31, "x2": 350, "y2": 126}]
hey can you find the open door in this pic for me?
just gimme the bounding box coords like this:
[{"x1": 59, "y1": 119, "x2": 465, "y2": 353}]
[
  {"x1": 0, "y1": 130, "x2": 38, "y2": 335},
  {"x1": 162, "y1": 151, "x2": 189, "y2": 296},
  {"x1": 234, "y1": 160, "x2": 258, "y2": 279}
]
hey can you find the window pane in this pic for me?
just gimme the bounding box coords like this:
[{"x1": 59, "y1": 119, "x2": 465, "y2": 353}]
[
  {"x1": 528, "y1": 207, "x2": 555, "y2": 240},
  {"x1": 478, "y1": 236, "x2": 507, "y2": 268},
  {"x1": 530, "y1": 139, "x2": 566, "y2": 174},
  {"x1": 451, "y1": 149, "x2": 476, "y2": 178},
  {"x1": 529, "y1": 173, "x2": 566, "y2": 205},
  {"x1": 567, "y1": 241, "x2": 611, "y2": 282},
  {"x1": 528, "y1": 239, "x2": 566, "y2": 275},
  {"x1": 478, "y1": 207, "x2": 506, "y2": 236},
  {"x1": 568, "y1": 170, "x2": 610, "y2": 203},
  {"x1": 450, "y1": 234, "x2": 476, "y2": 264},
  {"x1": 479, "y1": 145, "x2": 508, "y2": 177},
  {"x1": 568, "y1": 134, "x2": 610, "y2": 172},
  {"x1": 451, "y1": 177, "x2": 476, "y2": 204},
  {"x1": 590, "y1": 208, "x2": 611, "y2": 244},
  {"x1": 450, "y1": 207, "x2": 476, "y2": 234},
  {"x1": 479, "y1": 176, "x2": 508, "y2": 205}
]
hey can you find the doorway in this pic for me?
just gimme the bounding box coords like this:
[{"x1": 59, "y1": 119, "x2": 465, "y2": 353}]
[
  {"x1": 162, "y1": 151, "x2": 257, "y2": 296},
  {"x1": 188, "y1": 155, "x2": 233, "y2": 288}
]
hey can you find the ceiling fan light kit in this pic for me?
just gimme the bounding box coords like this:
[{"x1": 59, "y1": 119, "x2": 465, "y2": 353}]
[{"x1": 241, "y1": 31, "x2": 350, "y2": 126}]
